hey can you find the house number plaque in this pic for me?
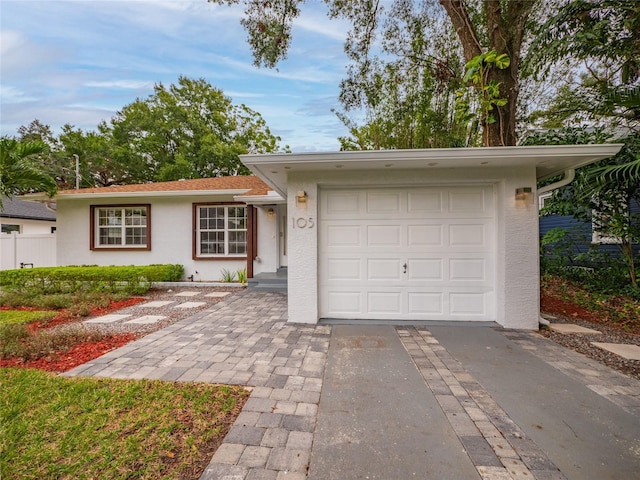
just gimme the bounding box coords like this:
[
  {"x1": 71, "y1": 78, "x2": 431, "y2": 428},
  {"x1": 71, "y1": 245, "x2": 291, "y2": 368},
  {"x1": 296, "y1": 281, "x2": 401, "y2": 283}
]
[{"x1": 292, "y1": 217, "x2": 315, "y2": 229}]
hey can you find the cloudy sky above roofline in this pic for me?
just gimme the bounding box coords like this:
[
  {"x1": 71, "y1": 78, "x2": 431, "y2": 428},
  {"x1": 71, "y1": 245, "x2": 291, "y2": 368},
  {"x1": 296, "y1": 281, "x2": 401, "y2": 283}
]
[{"x1": 1, "y1": 0, "x2": 355, "y2": 152}]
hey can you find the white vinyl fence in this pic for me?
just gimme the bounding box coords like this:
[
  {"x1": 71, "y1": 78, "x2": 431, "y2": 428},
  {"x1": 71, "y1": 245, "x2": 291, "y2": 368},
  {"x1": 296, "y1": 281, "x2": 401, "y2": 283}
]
[{"x1": 0, "y1": 233, "x2": 57, "y2": 270}]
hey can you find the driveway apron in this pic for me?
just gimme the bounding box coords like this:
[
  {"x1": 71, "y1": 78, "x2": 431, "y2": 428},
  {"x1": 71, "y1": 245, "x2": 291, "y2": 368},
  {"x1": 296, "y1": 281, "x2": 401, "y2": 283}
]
[{"x1": 308, "y1": 325, "x2": 480, "y2": 479}]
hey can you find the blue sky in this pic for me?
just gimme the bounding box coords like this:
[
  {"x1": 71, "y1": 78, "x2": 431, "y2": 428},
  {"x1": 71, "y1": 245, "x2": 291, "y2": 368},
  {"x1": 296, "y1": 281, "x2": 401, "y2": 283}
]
[{"x1": 1, "y1": 0, "x2": 354, "y2": 152}]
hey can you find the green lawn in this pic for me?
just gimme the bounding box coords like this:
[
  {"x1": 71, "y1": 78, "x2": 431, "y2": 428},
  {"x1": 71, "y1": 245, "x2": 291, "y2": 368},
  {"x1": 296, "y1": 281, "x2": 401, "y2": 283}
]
[
  {"x1": 0, "y1": 368, "x2": 249, "y2": 479},
  {"x1": 0, "y1": 310, "x2": 58, "y2": 326}
]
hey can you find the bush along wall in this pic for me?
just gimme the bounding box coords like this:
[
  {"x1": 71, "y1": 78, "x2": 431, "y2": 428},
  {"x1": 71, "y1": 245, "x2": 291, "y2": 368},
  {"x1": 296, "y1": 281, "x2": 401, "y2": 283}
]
[{"x1": 0, "y1": 264, "x2": 184, "y2": 296}]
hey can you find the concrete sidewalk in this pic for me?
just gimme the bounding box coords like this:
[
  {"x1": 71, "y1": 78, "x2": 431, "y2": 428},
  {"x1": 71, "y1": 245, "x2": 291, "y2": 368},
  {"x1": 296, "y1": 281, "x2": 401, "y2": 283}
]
[{"x1": 65, "y1": 291, "x2": 640, "y2": 479}]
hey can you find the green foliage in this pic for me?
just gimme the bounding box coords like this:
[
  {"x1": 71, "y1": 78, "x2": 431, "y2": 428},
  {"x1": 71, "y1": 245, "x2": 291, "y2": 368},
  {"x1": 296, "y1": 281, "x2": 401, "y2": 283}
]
[
  {"x1": 525, "y1": 0, "x2": 640, "y2": 129},
  {"x1": 13, "y1": 77, "x2": 283, "y2": 188},
  {"x1": 0, "y1": 138, "x2": 57, "y2": 209},
  {"x1": 237, "y1": 267, "x2": 247, "y2": 285},
  {"x1": 0, "y1": 310, "x2": 58, "y2": 326},
  {"x1": 455, "y1": 50, "x2": 510, "y2": 146},
  {"x1": 213, "y1": 0, "x2": 536, "y2": 146},
  {"x1": 0, "y1": 325, "x2": 107, "y2": 360},
  {"x1": 108, "y1": 76, "x2": 281, "y2": 182},
  {"x1": 219, "y1": 268, "x2": 238, "y2": 283},
  {"x1": 0, "y1": 264, "x2": 184, "y2": 296}
]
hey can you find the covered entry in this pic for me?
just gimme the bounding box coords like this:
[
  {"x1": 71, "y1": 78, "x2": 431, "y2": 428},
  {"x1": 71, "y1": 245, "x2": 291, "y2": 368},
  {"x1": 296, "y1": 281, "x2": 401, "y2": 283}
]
[{"x1": 319, "y1": 185, "x2": 495, "y2": 321}]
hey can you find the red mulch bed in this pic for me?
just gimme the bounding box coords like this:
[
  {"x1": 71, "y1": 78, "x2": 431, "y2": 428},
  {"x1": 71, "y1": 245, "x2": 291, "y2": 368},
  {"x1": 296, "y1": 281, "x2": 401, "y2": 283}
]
[
  {"x1": 0, "y1": 334, "x2": 136, "y2": 372},
  {"x1": 1, "y1": 298, "x2": 145, "y2": 373},
  {"x1": 541, "y1": 293, "x2": 597, "y2": 322}
]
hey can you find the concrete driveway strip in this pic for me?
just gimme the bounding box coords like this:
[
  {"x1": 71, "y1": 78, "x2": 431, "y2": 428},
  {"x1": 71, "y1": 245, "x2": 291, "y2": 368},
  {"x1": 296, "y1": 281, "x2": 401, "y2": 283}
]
[
  {"x1": 430, "y1": 326, "x2": 640, "y2": 480},
  {"x1": 309, "y1": 325, "x2": 480, "y2": 480}
]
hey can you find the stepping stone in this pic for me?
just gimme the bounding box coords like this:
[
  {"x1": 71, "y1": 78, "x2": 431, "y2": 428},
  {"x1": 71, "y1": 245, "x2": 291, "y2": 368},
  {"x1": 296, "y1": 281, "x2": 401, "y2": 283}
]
[
  {"x1": 84, "y1": 314, "x2": 131, "y2": 324},
  {"x1": 175, "y1": 291, "x2": 201, "y2": 297},
  {"x1": 140, "y1": 300, "x2": 174, "y2": 308},
  {"x1": 205, "y1": 292, "x2": 231, "y2": 298},
  {"x1": 591, "y1": 343, "x2": 640, "y2": 360},
  {"x1": 125, "y1": 315, "x2": 167, "y2": 325},
  {"x1": 548, "y1": 324, "x2": 602, "y2": 335},
  {"x1": 175, "y1": 302, "x2": 207, "y2": 309}
]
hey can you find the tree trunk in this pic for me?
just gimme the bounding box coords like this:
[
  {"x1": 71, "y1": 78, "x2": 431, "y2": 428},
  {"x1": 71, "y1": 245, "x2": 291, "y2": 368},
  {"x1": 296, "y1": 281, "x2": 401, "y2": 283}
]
[{"x1": 441, "y1": 0, "x2": 536, "y2": 146}]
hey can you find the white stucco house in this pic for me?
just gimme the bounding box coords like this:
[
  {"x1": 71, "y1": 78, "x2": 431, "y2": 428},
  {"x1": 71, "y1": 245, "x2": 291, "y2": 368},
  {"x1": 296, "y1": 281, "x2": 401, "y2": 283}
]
[
  {"x1": 41, "y1": 176, "x2": 285, "y2": 282},
  {"x1": 36, "y1": 144, "x2": 622, "y2": 329}
]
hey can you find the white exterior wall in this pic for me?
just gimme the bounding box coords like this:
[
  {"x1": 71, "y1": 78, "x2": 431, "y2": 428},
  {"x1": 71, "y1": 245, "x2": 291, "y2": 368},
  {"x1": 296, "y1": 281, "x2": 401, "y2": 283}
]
[
  {"x1": 56, "y1": 195, "x2": 251, "y2": 282},
  {"x1": 0, "y1": 218, "x2": 56, "y2": 234},
  {"x1": 286, "y1": 167, "x2": 539, "y2": 329}
]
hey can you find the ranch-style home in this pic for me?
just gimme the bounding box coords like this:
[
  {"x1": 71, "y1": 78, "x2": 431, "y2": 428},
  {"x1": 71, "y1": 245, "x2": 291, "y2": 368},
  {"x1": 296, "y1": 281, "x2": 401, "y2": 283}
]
[{"x1": 40, "y1": 144, "x2": 622, "y2": 329}]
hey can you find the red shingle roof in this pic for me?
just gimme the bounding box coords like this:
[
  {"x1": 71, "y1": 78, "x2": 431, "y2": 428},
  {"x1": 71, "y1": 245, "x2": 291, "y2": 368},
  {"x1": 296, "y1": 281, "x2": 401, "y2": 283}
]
[{"x1": 56, "y1": 176, "x2": 271, "y2": 197}]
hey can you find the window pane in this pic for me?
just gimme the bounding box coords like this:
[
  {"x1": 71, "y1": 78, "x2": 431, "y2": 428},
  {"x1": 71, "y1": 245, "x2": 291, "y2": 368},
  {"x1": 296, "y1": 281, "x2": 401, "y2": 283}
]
[
  {"x1": 99, "y1": 209, "x2": 122, "y2": 226},
  {"x1": 200, "y1": 231, "x2": 224, "y2": 254},
  {"x1": 100, "y1": 227, "x2": 122, "y2": 245},
  {"x1": 228, "y1": 231, "x2": 247, "y2": 254},
  {"x1": 126, "y1": 227, "x2": 146, "y2": 245}
]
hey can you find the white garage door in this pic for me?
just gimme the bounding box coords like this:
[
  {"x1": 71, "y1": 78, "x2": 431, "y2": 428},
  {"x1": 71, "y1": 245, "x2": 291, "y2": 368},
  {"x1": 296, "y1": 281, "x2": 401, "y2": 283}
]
[{"x1": 319, "y1": 186, "x2": 495, "y2": 321}]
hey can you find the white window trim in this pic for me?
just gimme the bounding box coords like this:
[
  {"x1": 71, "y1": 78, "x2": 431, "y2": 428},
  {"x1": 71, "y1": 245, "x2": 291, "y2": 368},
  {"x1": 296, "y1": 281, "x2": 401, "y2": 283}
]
[
  {"x1": 91, "y1": 205, "x2": 150, "y2": 250},
  {"x1": 195, "y1": 204, "x2": 247, "y2": 258}
]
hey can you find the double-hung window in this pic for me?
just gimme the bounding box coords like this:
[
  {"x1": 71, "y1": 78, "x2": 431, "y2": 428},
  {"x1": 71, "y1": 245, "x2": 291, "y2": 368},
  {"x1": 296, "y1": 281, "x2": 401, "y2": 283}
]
[
  {"x1": 195, "y1": 204, "x2": 247, "y2": 257},
  {"x1": 91, "y1": 205, "x2": 150, "y2": 250}
]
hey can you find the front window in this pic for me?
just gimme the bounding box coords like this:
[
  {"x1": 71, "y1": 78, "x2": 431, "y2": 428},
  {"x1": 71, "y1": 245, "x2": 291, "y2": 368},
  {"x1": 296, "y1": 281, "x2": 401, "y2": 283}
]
[
  {"x1": 91, "y1": 205, "x2": 150, "y2": 249},
  {"x1": 196, "y1": 205, "x2": 246, "y2": 257}
]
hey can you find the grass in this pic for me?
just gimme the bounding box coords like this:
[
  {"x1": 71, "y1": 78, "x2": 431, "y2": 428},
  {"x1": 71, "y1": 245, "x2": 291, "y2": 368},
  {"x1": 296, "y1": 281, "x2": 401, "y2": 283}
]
[
  {"x1": 0, "y1": 310, "x2": 58, "y2": 326},
  {"x1": 0, "y1": 368, "x2": 249, "y2": 479}
]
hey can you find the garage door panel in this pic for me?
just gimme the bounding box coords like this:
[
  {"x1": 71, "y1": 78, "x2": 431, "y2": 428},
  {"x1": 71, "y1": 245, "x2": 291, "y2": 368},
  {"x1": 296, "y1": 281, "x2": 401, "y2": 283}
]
[
  {"x1": 407, "y1": 192, "x2": 443, "y2": 213},
  {"x1": 408, "y1": 292, "x2": 444, "y2": 315},
  {"x1": 325, "y1": 225, "x2": 361, "y2": 247},
  {"x1": 449, "y1": 224, "x2": 488, "y2": 247},
  {"x1": 449, "y1": 258, "x2": 486, "y2": 281},
  {"x1": 320, "y1": 186, "x2": 495, "y2": 321},
  {"x1": 367, "y1": 258, "x2": 402, "y2": 281},
  {"x1": 407, "y1": 258, "x2": 443, "y2": 280},
  {"x1": 407, "y1": 224, "x2": 443, "y2": 246},
  {"x1": 326, "y1": 291, "x2": 362, "y2": 314},
  {"x1": 449, "y1": 292, "x2": 488, "y2": 315},
  {"x1": 367, "y1": 225, "x2": 402, "y2": 247},
  {"x1": 367, "y1": 192, "x2": 401, "y2": 213},
  {"x1": 326, "y1": 258, "x2": 361, "y2": 280},
  {"x1": 449, "y1": 190, "x2": 488, "y2": 213},
  {"x1": 326, "y1": 191, "x2": 361, "y2": 215},
  {"x1": 367, "y1": 292, "x2": 402, "y2": 314}
]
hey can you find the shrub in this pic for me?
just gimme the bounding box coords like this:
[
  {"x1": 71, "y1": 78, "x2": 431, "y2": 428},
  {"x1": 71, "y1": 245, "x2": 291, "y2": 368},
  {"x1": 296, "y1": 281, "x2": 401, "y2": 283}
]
[
  {"x1": 0, "y1": 324, "x2": 107, "y2": 360},
  {"x1": 0, "y1": 264, "x2": 184, "y2": 296}
]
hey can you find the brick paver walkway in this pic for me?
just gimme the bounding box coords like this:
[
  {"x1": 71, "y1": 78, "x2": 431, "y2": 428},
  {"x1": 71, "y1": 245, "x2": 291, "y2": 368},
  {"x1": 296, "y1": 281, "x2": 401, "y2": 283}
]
[{"x1": 64, "y1": 290, "x2": 640, "y2": 479}]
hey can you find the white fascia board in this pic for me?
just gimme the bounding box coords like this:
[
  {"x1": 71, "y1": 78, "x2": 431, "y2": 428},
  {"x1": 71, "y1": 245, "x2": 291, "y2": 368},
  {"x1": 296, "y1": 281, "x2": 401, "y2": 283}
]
[
  {"x1": 234, "y1": 192, "x2": 286, "y2": 205},
  {"x1": 40, "y1": 189, "x2": 252, "y2": 201},
  {"x1": 240, "y1": 144, "x2": 623, "y2": 194}
]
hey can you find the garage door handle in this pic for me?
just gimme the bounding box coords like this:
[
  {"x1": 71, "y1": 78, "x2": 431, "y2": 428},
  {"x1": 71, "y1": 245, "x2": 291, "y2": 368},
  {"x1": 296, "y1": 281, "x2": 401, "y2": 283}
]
[{"x1": 403, "y1": 263, "x2": 407, "y2": 273}]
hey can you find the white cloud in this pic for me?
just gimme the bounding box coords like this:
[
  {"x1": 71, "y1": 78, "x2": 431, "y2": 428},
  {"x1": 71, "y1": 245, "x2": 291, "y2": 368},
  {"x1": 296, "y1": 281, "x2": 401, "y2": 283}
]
[{"x1": 85, "y1": 80, "x2": 154, "y2": 89}]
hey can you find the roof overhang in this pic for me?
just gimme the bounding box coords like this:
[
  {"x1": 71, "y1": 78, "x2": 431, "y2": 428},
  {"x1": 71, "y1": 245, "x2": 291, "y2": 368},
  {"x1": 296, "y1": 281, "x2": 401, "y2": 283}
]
[
  {"x1": 24, "y1": 189, "x2": 253, "y2": 201},
  {"x1": 240, "y1": 144, "x2": 624, "y2": 198},
  {"x1": 234, "y1": 190, "x2": 286, "y2": 205}
]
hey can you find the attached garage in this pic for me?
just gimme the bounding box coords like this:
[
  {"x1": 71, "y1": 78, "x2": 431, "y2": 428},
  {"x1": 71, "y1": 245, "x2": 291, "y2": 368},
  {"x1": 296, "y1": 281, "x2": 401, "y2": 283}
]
[
  {"x1": 241, "y1": 145, "x2": 623, "y2": 329},
  {"x1": 319, "y1": 186, "x2": 495, "y2": 321}
]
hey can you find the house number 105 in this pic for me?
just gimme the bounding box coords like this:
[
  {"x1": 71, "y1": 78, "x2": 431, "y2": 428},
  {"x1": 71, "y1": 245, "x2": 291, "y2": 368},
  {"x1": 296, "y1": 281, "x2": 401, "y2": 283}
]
[{"x1": 292, "y1": 217, "x2": 315, "y2": 229}]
